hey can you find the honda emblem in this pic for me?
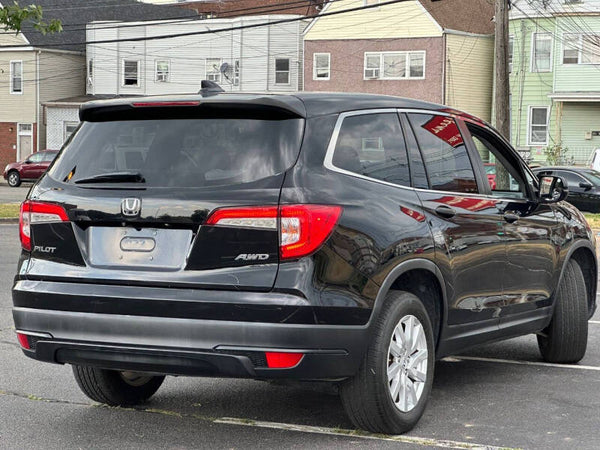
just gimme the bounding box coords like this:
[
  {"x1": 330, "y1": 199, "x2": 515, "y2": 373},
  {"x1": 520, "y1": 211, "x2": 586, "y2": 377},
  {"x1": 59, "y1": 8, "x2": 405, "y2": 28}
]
[{"x1": 121, "y1": 198, "x2": 141, "y2": 217}]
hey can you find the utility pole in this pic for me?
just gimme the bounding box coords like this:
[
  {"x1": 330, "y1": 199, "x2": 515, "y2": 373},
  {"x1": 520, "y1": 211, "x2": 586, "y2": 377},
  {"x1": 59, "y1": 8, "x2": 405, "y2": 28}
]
[{"x1": 495, "y1": 0, "x2": 510, "y2": 189}]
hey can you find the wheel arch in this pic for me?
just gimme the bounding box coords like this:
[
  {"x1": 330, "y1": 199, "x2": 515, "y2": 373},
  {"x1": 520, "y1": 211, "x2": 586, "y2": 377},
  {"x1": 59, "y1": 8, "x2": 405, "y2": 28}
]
[
  {"x1": 369, "y1": 259, "x2": 448, "y2": 350},
  {"x1": 561, "y1": 241, "x2": 597, "y2": 319}
]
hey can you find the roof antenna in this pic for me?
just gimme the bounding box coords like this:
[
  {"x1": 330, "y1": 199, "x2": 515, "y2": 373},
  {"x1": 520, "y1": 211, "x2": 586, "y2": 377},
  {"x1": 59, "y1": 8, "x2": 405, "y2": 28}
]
[{"x1": 199, "y1": 80, "x2": 225, "y2": 96}]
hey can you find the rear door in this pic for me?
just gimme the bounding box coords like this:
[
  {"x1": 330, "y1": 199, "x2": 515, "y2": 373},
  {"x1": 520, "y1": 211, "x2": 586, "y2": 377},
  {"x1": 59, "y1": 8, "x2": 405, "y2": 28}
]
[
  {"x1": 404, "y1": 112, "x2": 507, "y2": 326},
  {"x1": 30, "y1": 103, "x2": 305, "y2": 291}
]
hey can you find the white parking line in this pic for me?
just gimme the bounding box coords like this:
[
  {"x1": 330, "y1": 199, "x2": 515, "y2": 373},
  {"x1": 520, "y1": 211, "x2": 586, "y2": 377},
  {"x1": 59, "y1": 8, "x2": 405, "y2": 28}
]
[
  {"x1": 215, "y1": 417, "x2": 512, "y2": 449},
  {"x1": 445, "y1": 356, "x2": 600, "y2": 371},
  {"x1": 589, "y1": 320, "x2": 600, "y2": 324}
]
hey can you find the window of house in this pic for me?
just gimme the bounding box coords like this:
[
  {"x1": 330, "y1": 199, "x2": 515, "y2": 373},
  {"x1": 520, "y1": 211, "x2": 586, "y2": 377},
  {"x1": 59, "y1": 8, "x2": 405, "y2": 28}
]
[
  {"x1": 408, "y1": 113, "x2": 477, "y2": 194},
  {"x1": 64, "y1": 121, "x2": 79, "y2": 142},
  {"x1": 532, "y1": 33, "x2": 552, "y2": 72},
  {"x1": 528, "y1": 107, "x2": 549, "y2": 145},
  {"x1": 581, "y1": 34, "x2": 600, "y2": 64},
  {"x1": 234, "y1": 60, "x2": 240, "y2": 86},
  {"x1": 206, "y1": 58, "x2": 221, "y2": 82},
  {"x1": 10, "y1": 61, "x2": 22, "y2": 94},
  {"x1": 155, "y1": 60, "x2": 170, "y2": 82},
  {"x1": 313, "y1": 53, "x2": 330, "y2": 80},
  {"x1": 275, "y1": 58, "x2": 290, "y2": 84},
  {"x1": 364, "y1": 52, "x2": 425, "y2": 80},
  {"x1": 122, "y1": 60, "x2": 140, "y2": 86},
  {"x1": 508, "y1": 36, "x2": 514, "y2": 72},
  {"x1": 87, "y1": 59, "x2": 93, "y2": 86},
  {"x1": 563, "y1": 33, "x2": 580, "y2": 64},
  {"x1": 331, "y1": 113, "x2": 410, "y2": 187}
]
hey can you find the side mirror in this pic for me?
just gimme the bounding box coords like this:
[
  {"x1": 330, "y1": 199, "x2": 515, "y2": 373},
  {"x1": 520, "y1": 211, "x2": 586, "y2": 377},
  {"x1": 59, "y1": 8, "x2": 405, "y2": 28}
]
[
  {"x1": 24, "y1": 160, "x2": 32, "y2": 164},
  {"x1": 538, "y1": 175, "x2": 568, "y2": 203},
  {"x1": 579, "y1": 181, "x2": 593, "y2": 191}
]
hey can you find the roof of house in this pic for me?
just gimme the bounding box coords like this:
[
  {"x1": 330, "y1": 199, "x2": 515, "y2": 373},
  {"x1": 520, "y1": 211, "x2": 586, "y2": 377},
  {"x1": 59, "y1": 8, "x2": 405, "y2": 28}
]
[
  {"x1": 176, "y1": 0, "x2": 327, "y2": 18},
  {"x1": 418, "y1": 0, "x2": 494, "y2": 35},
  {"x1": 11, "y1": 0, "x2": 197, "y2": 52}
]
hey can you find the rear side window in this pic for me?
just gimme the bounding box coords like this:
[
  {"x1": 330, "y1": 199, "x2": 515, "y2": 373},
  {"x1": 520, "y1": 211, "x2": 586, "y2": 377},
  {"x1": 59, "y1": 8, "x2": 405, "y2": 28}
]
[
  {"x1": 331, "y1": 113, "x2": 410, "y2": 187},
  {"x1": 408, "y1": 113, "x2": 477, "y2": 194},
  {"x1": 49, "y1": 117, "x2": 304, "y2": 188}
]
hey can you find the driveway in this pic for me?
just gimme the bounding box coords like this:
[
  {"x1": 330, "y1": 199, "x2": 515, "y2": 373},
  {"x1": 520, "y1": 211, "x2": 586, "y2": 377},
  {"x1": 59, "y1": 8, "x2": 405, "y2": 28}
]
[{"x1": 0, "y1": 181, "x2": 31, "y2": 203}]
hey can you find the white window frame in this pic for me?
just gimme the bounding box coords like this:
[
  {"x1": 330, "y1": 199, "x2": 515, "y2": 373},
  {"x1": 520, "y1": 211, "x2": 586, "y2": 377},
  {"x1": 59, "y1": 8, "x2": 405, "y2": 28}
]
[
  {"x1": 87, "y1": 59, "x2": 93, "y2": 87},
  {"x1": 530, "y1": 33, "x2": 553, "y2": 73},
  {"x1": 63, "y1": 121, "x2": 79, "y2": 142},
  {"x1": 313, "y1": 53, "x2": 330, "y2": 80},
  {"x1": 205, "y1": 58, "x2": 222, "y2": 83},
  {"x1": 363, "y1": 51, "x2": 426, "y2": 80},
  {"x1": 122, "y1": 59, "x2": 140, "y2": 87},
  {"x1": 527, "y1": 106, "x2": 549, "y2": 146},
  {"x1": 155, "y1": 59, "x2": 170, "y2": 82},
  {"x1": 10, "y1": 60, "x2": 23, "y2": 95},
  {"x1": 275, "y1": 58, "x2": 291, "y2": 85}
]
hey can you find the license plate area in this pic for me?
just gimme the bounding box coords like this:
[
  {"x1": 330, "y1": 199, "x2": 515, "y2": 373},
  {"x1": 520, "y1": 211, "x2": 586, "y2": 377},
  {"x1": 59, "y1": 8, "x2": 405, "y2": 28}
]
[{"x1": 87, "y1": 227, "x2": 193, "y2": 270}]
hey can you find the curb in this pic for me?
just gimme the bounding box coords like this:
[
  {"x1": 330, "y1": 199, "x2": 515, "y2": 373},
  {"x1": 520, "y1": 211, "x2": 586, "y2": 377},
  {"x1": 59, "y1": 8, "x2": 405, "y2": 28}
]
[{"x1": 0, "y1": 218, "x2": 18, "y2": 224}]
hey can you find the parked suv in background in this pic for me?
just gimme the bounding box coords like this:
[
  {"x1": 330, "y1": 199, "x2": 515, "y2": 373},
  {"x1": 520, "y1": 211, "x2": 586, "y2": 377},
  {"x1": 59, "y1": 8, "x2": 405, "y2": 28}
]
[
  {"x1": 12, "y1": 93, "x2": 596, "y2": 434},
  {"x1": 3, "y1": 149, "x2": 58, "y2": 187}
]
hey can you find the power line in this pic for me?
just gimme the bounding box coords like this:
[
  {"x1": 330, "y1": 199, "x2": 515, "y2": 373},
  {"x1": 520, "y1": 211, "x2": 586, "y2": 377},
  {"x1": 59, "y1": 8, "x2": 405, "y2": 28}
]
[{"x1": 0, "y1": 0, "x2": 417, "y2": 49}]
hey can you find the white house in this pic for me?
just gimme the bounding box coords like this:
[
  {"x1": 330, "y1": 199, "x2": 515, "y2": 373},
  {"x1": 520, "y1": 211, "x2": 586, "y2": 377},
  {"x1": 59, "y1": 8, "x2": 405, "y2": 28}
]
[{"x1": 86, "y1": 15, "x2": 306, "y2": 95}]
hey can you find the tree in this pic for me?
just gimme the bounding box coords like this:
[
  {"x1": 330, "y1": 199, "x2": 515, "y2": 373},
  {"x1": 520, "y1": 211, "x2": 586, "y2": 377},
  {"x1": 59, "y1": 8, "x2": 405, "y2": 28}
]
[{"x1": 0, "y1": 2, "x2": 61, "y2": 34}]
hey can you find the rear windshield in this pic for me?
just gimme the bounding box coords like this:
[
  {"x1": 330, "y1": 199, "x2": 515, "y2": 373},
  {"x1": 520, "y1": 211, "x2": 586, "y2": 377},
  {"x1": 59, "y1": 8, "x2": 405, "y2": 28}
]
[{"x1": 48, "y1": 117, "x2": 304, "y2": 187}]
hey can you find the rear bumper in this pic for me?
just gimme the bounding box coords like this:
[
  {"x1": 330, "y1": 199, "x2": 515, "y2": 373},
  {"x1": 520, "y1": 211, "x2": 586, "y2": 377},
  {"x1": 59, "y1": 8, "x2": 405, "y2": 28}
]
[{"x1": 12, "y1": 280, "x2": 372, "y2": 379}]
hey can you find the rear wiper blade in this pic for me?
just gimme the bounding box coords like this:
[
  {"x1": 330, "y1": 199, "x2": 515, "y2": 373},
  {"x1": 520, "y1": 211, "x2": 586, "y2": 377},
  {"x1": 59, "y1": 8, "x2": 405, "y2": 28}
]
[{"x1": 74, "y1": 171, "x2": 145, "y2": 184}]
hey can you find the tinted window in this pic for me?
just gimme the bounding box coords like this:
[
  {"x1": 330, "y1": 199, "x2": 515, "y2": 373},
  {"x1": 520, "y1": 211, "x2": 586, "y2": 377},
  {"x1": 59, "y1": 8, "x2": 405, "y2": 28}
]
[
  {"x1": 28, "y1": 153, "x2": 44, "y2": 163},
  {"x1": 555, "y1": 170, "x2": 586, "y2": 186},
  {"x1": 332, "y1": 113, "x2": 410, "y2": 187},
  {"x1": 408, "y1": 114, "x2": 477, "y2": 193},
  {"x1": 42, "y1": 152, "x2": 57, "y2": 162},
  {"x1": 467, "y1": 123, "x2": 526, "y2": 199},
  {"x1": 49, "y1": 118, "x2": 304, "y2": 188}
]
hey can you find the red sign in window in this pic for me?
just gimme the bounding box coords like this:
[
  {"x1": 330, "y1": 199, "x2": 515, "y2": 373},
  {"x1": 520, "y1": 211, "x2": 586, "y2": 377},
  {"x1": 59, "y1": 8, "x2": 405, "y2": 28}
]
[{"x1": 422, "y1": 116, "x2": 464, "y2": 148}]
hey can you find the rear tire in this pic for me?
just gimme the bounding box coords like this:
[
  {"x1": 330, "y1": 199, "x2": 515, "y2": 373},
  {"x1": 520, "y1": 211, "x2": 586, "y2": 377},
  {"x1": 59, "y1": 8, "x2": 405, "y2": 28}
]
[
  {"x1": 7, "y1": 171, "x2": 21, "y2": 187},
  {"x1": 537, "y1": 259, "x2": 588, "y2": 363},
  {"x1": 340, "y1": 291, "x2": 435, "y2": 434},
  {"x1": 72, "y1": 365, "x2": 165, "y2": 406}
]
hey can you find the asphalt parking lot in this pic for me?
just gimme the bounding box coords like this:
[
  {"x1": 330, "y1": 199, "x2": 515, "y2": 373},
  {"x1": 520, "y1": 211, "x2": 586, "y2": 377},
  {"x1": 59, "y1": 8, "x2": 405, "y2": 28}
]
[
  {"x1": 1, "y1": 222, "x2": 599, "y2": 449},
  {"x1": 0, "y1": 181, "x2": 30, "y2": 203}
]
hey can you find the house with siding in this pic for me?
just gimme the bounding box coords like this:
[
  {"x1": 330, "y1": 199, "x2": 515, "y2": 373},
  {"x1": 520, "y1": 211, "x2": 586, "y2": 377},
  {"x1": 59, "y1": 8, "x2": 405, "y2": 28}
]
[
  {"x1": 303, "y1": 0, "x2": 495, "y2": 122},
  {"x1": 0, "y1": 1, "x2": 195, "y2": 162},
  {"x1": 86, "y1": 15, "x2": 305, "y2": 97},
  {"x1": 509, "y1": 0, "x2": 600, "y2": 164}
]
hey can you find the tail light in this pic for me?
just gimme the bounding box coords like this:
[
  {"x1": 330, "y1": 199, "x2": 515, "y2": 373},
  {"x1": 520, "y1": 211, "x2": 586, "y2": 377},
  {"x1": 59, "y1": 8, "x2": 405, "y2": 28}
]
[
  {"x1": 206, "y1": 204, "x2": 342, "y2": 260},
  {"x1": 20, "y1": 200, "x2": 69, "y2": 251}
]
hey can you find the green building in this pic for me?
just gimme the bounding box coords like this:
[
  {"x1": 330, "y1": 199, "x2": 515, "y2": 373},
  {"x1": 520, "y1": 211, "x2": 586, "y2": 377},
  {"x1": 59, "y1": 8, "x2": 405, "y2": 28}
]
[{"x1": 510, "y1": 0, "x2": 600, "y2": 165}]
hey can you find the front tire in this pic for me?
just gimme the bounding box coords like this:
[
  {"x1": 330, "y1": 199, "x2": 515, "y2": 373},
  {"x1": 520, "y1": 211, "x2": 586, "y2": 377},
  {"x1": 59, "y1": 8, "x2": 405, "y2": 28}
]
[
  {"x1": 537, "y1": 259, "x2": 588, "y2": 363},
  {"x1": 7, "y1": 171, "x2": 21, "y2": 187},
  {"x1": 72, "y1": 365, "x2": 165, "y2": 406},
  {"x1": 340, "y1": 291, "x2": 435, "y2": 434}
]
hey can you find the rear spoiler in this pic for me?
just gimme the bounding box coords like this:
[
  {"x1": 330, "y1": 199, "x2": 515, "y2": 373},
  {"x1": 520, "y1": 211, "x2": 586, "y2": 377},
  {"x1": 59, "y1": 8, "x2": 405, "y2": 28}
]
[{"x1": 79, "y1": 95, "x2": 307, "y2": 122}]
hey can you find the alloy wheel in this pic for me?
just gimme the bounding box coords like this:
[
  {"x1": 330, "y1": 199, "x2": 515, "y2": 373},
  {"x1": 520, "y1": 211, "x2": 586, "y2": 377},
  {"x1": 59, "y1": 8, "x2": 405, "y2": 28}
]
[{"x1": 387, "y1": 314, "x2": 428, "y2": 412}]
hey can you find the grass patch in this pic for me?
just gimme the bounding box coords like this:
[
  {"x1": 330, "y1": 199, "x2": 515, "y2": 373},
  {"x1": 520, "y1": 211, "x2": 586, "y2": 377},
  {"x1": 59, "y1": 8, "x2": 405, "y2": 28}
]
[
  {"x1": 584, "y1": 213, "x2": 600, "y2": 229},
  {"x1": 0, "y1": 203, "x2": 19, "y2": 219}
]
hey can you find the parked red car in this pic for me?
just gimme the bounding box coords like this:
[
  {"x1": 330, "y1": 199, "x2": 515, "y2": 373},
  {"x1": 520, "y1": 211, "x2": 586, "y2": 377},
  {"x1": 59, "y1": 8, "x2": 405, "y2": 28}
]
[{"x1": 3, "y1": 150, "x2": 58, "y2": 187}]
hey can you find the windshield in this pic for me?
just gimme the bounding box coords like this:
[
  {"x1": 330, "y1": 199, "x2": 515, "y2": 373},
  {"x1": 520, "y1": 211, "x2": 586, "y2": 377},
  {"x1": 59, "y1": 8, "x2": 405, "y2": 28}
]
[{"x1": 49, "y1": 117, "x2": 304, "y2": 188}]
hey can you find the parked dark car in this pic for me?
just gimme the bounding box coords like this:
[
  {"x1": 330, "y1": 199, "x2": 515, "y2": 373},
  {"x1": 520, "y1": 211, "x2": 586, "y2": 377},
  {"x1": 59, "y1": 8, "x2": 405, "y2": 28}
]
[
  {"x1": 12, "y1": 93, "x2": 597, "y2": 434},
  {"x1": 3, "y1": 150, "x2": 59, "y2": 187},
  {"x1": 533, "y1": 167, "x2": 600, "y2": 213}
]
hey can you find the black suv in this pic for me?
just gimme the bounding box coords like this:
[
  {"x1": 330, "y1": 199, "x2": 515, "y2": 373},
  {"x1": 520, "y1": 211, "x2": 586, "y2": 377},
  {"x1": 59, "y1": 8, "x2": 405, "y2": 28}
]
[{"x1": 12, "y1": 93, "x2": 597, "y2": 434}]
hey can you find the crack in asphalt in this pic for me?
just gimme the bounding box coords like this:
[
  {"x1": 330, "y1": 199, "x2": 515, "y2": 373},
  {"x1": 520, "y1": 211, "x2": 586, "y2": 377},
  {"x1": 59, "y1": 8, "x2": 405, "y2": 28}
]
[{"x1": 0, "y1": 389, "x2": 516, "y2": 449}]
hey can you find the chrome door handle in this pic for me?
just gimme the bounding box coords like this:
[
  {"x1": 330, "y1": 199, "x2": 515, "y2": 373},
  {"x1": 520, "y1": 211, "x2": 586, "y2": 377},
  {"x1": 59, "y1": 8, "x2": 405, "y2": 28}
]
[{"x1": 435, "y1": 205, "x2": 456, "y2": 219}]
